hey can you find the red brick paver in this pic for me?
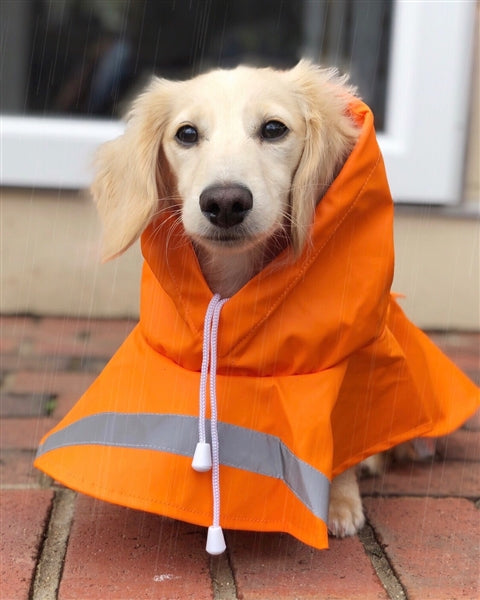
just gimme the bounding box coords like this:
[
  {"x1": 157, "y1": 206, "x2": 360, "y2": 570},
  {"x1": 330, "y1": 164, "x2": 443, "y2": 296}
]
[
  {"x1": 364, "y1": 497, "x2": 480, "y2": 600},
  {"x1": 227, "y1": 531, "x2": 388, "y2": 600},
  {"x1": 0, "y1": 449, "x2": 44, "y2": 487},
  {"x1": 360, "y1": 459, "x2": 480, "y2": 498},
  {"x1": 0, "y1": 489, "x2": 53, "y2": 600},
  {"x1": 1, "y1": 417, "x2": 57, "y2": 450},
  {"x1": 0, "y1": 316, "x2": 136, "y2": 360},
  {"x1": 437, "y1": 429, "x2": 480, "y2": 461},
  {"x1": 59, "y1": 496, "x2": 213, "y2": 600},
  {"x1": 2, "y1": 370, "x2": 96, "y2": 419}
]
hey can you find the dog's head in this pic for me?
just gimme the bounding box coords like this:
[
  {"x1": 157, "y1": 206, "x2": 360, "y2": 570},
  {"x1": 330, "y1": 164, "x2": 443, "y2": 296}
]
[{"x1": 92, "y1": 60, "x2": 359, "y2": 261}]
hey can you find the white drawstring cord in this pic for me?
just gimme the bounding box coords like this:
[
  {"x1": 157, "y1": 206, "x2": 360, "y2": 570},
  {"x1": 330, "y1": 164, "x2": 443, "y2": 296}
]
[
  {"x1": 206, "y1": 297, "x2": 228, "y2": 554},
  {"x1": 191, "y1": 294, "x2": 229, "y2": 555},
  {"x1": 191, "y1": 297, "x2": 218, "y2": 472}
]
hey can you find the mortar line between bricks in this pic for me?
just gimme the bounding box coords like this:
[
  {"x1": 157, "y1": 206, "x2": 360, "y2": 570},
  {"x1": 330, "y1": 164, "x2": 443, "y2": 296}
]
[
  {"x1": 210, "y1": 547, "x2": 238, "y2": 600},
  {"x1": 31, "y1": 489, "x2": 77, "y2": 600},
  {"x1": 1, "y1": 483, "x2": 48, "y2": 490},
  {"x1": 358, "y1": 524, "x2": 408, "y2": 600}
]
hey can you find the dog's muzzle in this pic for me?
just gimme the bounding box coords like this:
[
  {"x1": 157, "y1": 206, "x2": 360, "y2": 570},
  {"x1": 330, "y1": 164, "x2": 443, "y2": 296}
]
[{"x1": 199, "y1": 184, "x2": 253, "y2": 229}]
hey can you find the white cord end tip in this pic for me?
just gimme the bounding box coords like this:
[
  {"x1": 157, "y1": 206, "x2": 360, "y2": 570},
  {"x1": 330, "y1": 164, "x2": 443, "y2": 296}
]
[
  {"x1": 192, "y1": 442, "x2": 212, "y2": 472},
  {"x1": 206, "y1": 525, "x2": 226, "y2": 555}
]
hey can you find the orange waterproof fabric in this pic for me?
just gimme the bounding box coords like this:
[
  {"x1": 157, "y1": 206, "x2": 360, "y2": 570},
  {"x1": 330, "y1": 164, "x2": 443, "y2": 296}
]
[{"x1": 35, "y1": 101, "x2": 479, "y2": 550}]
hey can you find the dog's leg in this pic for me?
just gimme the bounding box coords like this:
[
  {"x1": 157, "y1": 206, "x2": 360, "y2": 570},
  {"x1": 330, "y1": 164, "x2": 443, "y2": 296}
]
[
  {"x1": 359, "y1": 453, "x2": 385, "y2": 476},
  {"x1": 328, "y1": 467, "x2": 365, "y2": 537}
]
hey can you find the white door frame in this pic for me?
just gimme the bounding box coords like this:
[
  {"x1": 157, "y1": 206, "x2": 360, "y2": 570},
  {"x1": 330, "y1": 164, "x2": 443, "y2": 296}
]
[{"x1": 377, "y1": 0, "x2": 476, "y2": 203}]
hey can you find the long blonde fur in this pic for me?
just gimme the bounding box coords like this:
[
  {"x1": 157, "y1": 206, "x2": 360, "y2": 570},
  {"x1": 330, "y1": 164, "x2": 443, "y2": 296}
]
[
  {"x1": 91, "y1": 78, "x2": 178, "y2": 260},
  {"x1": 286, "y1": 61, "x2": 359, "y2": 253}
]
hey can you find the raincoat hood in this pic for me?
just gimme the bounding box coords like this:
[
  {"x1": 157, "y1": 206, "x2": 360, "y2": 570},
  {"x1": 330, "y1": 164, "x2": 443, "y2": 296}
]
[{"x1": 35, "y1": 101, "x2": 479, "y2": 552}]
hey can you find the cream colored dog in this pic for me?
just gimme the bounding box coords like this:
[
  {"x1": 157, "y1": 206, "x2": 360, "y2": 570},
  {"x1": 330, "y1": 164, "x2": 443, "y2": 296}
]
[{"x1": 92, "y1": 61, "x2": 365, "y2": 538}]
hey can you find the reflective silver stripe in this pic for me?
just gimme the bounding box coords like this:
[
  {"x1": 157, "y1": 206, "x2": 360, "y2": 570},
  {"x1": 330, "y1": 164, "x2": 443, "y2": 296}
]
[{"x1": 36, "y1": 412, "x2": 329, "y2": 522}]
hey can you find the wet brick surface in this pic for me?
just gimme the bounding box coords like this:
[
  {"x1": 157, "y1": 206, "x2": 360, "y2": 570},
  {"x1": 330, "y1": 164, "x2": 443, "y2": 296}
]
[{"x1": 1, "y1": 317, "x2": 478, "y2": 599}]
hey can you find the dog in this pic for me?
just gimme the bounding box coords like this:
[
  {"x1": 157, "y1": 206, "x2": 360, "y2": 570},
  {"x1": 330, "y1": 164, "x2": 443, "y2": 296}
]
[{"x1": 91, "y1": 60, "x2": 376, "y2": 539}]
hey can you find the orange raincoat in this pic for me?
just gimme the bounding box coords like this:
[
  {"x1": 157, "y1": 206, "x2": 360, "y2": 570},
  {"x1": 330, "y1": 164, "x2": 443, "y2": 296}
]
[{"x1": 35, "y1": 101, "x2": 479, "y2": 551}]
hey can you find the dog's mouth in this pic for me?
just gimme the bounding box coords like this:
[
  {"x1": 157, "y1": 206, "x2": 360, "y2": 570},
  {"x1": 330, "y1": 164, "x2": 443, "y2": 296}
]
[
  {"x1": 191, "y1": 220, "x2": 274, "y2": 250},
  {"x1": 198, "y1": 231, "x2": 253, "y2": 248},
  {"x1": 194, "y1": 223, "x2": 287, "y2": 256}
]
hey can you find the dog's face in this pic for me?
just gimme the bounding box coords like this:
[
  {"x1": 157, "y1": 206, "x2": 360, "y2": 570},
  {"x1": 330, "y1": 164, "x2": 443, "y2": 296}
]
[
  {"x1": 92, "y1": 61, "x2": 359, "y2": 264},
  {"x1": 161, "y1": 68, "x2": 306, "y2": 253}
]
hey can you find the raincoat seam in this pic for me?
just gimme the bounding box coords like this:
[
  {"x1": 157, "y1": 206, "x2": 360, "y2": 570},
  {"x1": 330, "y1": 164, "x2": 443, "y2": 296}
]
[
  {"x1": 38, "y1": 454, "x2": 327, "y2": 528},
  {"x1": 169, "y1": 256, "x2": 204, "y2": 337},
  {"x1": 72, "y1": 465, "x2": 323, "y2": 530}
]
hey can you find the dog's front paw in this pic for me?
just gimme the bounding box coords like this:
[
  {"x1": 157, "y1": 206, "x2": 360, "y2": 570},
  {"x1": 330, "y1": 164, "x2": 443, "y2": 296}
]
[
  {"x1": 328, "y1": 495, "x2": 365, "y2": 537},
  {"x1": 328, "y1": 467, "x2": 365, "y2": 538}
]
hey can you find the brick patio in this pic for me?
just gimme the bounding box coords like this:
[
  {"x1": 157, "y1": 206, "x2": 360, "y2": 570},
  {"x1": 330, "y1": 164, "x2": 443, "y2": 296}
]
[{"x1": 1, "y1": 316, "x2": 478, "y2": 600}]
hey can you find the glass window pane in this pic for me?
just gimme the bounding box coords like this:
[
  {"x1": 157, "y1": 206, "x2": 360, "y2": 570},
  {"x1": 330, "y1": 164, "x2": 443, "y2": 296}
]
[{"x1": 1, "y1": 0, "x2": 392, "y2": 129}]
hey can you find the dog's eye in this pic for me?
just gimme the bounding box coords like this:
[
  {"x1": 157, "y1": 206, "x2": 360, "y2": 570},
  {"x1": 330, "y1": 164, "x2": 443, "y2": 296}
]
[
  {"x1": 261, "y1": 120, "x2": 288, "y2": 141},
  {"x1": 175, "y1": 125, "x2": 199, "y2": 146}
]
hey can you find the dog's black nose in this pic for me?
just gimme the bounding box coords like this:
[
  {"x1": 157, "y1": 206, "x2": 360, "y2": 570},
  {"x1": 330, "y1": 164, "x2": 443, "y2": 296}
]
[{"x1": 199, "y1": 185, "x2": 253, "y2": 228}]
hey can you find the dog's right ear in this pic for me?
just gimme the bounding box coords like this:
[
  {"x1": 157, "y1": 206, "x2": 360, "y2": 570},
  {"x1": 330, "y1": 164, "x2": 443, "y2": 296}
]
[
  {"x1": 91, "y1": 77, "x2": 176, "y2": 261},
  {"x1": 286, "y1": 61, "x2": 359, "y2": 255}
]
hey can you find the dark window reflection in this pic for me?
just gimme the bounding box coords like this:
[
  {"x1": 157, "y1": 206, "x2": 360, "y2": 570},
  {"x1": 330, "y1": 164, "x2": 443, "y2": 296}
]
[{"x1": 1, "y1": 0, "x2": 392, "y2": 129}]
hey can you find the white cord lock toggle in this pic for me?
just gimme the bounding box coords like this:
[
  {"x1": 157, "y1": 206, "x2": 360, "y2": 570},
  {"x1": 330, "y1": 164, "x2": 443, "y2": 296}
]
[
  {"x1": 206, "y1": 525, "x2": 226, "y2": 555},
  {"x1": 192, "y1": 442, "x2": 212, "y2": 472}
]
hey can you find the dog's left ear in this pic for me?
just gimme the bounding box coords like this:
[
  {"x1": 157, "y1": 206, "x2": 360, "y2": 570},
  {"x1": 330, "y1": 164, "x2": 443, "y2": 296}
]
[
  {"x1": 91, "y1": 77, "x2": 177, "y2": 261},
  {"x1": 286, "y1": 60, "x2": 360, "y2": 254}
]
